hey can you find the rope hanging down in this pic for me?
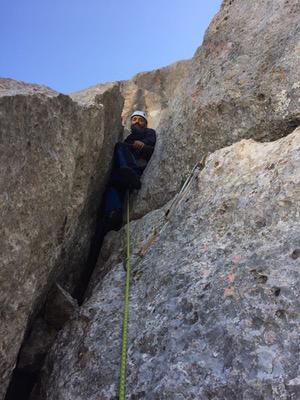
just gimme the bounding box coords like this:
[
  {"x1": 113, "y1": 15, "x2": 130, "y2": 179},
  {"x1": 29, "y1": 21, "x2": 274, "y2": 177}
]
[
  {"x1": 118, "y1": 154, "x2": 208, "y2": 398},
  {"x1": 119, "y1": 190, "x2": 131, "y2": 400}
]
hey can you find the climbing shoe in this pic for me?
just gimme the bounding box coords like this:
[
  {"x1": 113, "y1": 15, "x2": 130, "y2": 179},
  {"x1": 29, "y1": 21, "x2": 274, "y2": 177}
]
[{"x1": 119, "y1": 166, "x2": 141, "y2": 190}]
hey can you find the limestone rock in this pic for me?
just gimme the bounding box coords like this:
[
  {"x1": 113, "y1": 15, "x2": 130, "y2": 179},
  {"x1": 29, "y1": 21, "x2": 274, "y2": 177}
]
[
  {"x1": 0, "y1": 78, "x2": 123, "y2": 398},
  {"x1": 44, "y1": 284, "x2": 78, "y2": 330},
  {"x1": 5, "y1": 285, "x2": 79, "y2": 400},
  {"x1": 17, "y1": 284, "x2": 78, "y2": 375},
  {"x1": 133, "y1": 0, "x2": 300, "y2": 218},
  {"x1": 71, "y1": 61, "x2": 191, "y2": 131},
  {"x1": 2, "y1": 1, "x2": 300, "y2": 399},
  {"x1": 120, "y1": 60, "x2": 191, "y2": 129},
  {"x1": 70, "y1": 81, "x2": 119, "y2": 106},
  {"x1": 0, "y1": 78, "x2": 58, "y2": 97},
  {"x1": 34, "y1": 127, "x2": 300, "y2": 399}
]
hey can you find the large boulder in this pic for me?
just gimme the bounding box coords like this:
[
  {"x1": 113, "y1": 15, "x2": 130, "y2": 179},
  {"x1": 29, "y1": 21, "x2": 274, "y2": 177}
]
[
  {"x1": 134, "y1": 0, "x2": 300, "y2": 217},
  {"x1": 120, "y1": 60, "x2": 191, "y2": 129},
  {"x1": 33, "y1": 127, "x2": 300, "y2": 399},
  {"x1": 0, "y1": 78, "x2": 123, "y2": 399},
  {"x1": 71, "y1": 60, "x2": 191, "y2": 131}
]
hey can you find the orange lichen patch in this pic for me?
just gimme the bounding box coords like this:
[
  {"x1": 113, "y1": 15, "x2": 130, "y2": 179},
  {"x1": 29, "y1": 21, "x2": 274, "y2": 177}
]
[
  {"x1": 227, "y1": 272, "x2": 236, "y2": 284},
  {"x1": 232, "y1": 255, "x2": 241, "y2": 265},
  {"x1": 271, "y1": 66, "x2": 287, "y2": 81},
  {"x1": 224, "y1": 286, "x2": 235, "y2": 297}
]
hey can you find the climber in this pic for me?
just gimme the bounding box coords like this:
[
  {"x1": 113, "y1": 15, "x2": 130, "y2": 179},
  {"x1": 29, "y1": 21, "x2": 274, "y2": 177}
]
[{"x1": 102, "y1": 110, "x2": 156, "y2": 233}]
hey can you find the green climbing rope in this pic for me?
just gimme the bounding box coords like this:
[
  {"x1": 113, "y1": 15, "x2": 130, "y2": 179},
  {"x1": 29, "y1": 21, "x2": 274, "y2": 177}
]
[
  {"x1": 119, "y1": 190, "x2": 131, "y2": 400},
  {"x1": 118, "y1": 154, "x2": 208, "y2": 398}
]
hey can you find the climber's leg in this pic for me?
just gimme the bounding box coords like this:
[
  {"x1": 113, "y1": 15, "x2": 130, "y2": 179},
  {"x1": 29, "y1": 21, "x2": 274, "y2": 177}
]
[
  {"x1": 113, "y1": 142, "x2": 142, "y2": 189},
  {"x1": 114, "y1": 142, "x2": 141, "y2": 175},
  {"x1": 102, "y1": 186, "x2": 124, "y2": 233}
]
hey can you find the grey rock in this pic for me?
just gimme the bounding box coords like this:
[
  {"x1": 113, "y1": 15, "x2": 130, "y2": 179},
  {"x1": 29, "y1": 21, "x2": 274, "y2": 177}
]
[
  {"x1": 70, "y1": 81, "x2": 119, "y2": 106},
  {"x1": 71, "y1": 60, "x2": 191, "y2": 131},
  {"x1": 17, "y1": 318, "x2": 57, "y2": 374},
  {"x1": 44, "y1": 283, "x2": 78, "y2": 330},
  {"x1": 14, "y1": 285, "x2": 78, "y2": 383},
  {"x1": 6, "y1": 285, "x2": 79, "y2": 400},
  {"x1": 34, "y1": 127, "x2": 300, "y2": 399},
  {"x1": 0, "y1": 77, "x2": 58, "y2": 97},
  {"x1": 120, "y1": 60, "x2": 191, "y2": 129},
  {"x1": 0, "y1": 78, "x2": 123, "y2": 398},
  {"x1": 15, "y1": 284, "x2": 77, "y2": 373},
  {"x1": 133, "y1": 0, "x2": 300, "y2": 218},
  {"x1": 3, "y1": 1, "x2": 300, "y2": 399}
]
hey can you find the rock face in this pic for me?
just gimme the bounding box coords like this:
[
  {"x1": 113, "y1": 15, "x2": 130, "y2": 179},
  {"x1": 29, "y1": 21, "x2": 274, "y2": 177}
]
[
  {"x1": 120, "y1": 60, "x2": 191, "y2": 129},
  {"x1": 71, "y1": 60, "x2": 191, "y2": 130},
  {"x1": 2, "y1": 0, "x2": 300, "y2": 399},
  {"x1": 0, "y1": 78, "x2": 123, "y2": 399},
  {"x1": 34, "y1": 127, "x2": 300, "y2": 399},
  {"x1": 133, "y1": 0, "x2": 300, "y2": 218},
  {"x1": 0, "y1": 55, "x2": 191, "y2": 400}
]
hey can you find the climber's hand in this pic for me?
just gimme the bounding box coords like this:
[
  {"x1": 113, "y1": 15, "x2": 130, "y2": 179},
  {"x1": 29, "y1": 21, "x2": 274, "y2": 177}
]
[{"x1": 132, "y1": 140, "x2": 145, "y2": 150}]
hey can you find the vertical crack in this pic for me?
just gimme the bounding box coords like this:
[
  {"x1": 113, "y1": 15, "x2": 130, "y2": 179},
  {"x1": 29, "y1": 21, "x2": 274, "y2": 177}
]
[{"x1": 4, "y1": 184, "x2": 119, "y2": 400}]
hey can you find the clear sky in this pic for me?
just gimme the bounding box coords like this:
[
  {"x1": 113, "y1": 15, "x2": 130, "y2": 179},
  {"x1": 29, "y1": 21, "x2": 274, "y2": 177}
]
[{"x1": 1, "y1": 0, "x2": 222, "y2": 94}]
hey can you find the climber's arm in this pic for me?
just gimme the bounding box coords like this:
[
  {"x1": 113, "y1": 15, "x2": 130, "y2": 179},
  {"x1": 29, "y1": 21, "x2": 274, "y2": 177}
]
[{"x1": 139, "y1": 144, "x2": 154, "y2": 161}]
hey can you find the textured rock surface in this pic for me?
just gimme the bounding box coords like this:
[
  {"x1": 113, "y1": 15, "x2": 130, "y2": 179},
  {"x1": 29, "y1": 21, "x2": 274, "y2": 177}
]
[
  {"x1": 133, "y1": 0, "x2": 300, "y2": 218},
  {"x1": 34, "y1": 128, "x2": 300, "y2": 399},
  {"x1": 2, "y1": 1, "x2": 300, "y2": 399},
  {"x1": 71, "y1": 60, "x2": 191, "y2": 131},
  {"x1": 17, "y1": 284, "x2": 78, "y2": 373},
  {"x1": 0, "y1": 78, "x2": 123, "y2": 398},
  {"x1": 120, "y1": 60, "x2": 191, "y2": 129}
]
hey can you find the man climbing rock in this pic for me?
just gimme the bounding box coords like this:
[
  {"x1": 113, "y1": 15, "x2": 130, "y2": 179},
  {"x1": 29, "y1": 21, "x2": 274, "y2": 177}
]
[{"x1": 102, "y1": 110, "x2": 156, "y2": 233}]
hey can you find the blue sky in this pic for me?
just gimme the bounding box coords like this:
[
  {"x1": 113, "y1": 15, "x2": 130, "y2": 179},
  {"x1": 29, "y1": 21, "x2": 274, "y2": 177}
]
[{"x1": 1, "y1": 0, "x2": 222, "y2": 94}]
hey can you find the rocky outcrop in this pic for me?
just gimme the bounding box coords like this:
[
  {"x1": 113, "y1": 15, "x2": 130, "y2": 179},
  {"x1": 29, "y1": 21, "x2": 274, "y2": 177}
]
[
  {"x1": 33, "y1": 127, "x2": 300, "y2": 399},
  {"x1": 4, "y1": 284, "x2": 79, "y2": 400},
  {"x1": 0, "y1": 54, "x2": 191, "y2": 400},
  {"x1": 0, "y1": 78, "x2": 123, "y2": 399},
  {"x1": 71, "y1": 60, "x2": 191, "y2": 131},
  {"x1": 120, "y1": 60, "x2": 191, "y2": 129},
  {"x1": 134, "y1": 0, "x2": 300, "y2": 217},
  {"x1": 2, "y1": 0, "x2": 300, "y2": 399}
]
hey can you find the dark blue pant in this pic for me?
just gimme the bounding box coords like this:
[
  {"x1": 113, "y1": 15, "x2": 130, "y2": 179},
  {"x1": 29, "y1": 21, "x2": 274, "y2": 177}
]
[
  {"x1": 113, "y1": 142, "x2": 142, "y2": 175},
  {"x1": 103, "y1": 143, "x2": 142, "y2": 214}
]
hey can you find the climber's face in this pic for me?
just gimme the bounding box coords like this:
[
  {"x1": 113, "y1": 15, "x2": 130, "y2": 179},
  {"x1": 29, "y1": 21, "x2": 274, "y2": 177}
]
[{"x1": 131, "y1": 116, "x2": 146, "y2": 130}]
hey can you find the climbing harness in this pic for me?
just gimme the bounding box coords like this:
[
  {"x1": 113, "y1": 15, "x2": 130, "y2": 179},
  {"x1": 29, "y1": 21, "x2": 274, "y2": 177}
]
[
  {"x1": 118, "y1": 154, "x2": 208, "y2": 398},
  {"x1": 119, "y1": 190, "x2": 131, "y2": 400}
]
